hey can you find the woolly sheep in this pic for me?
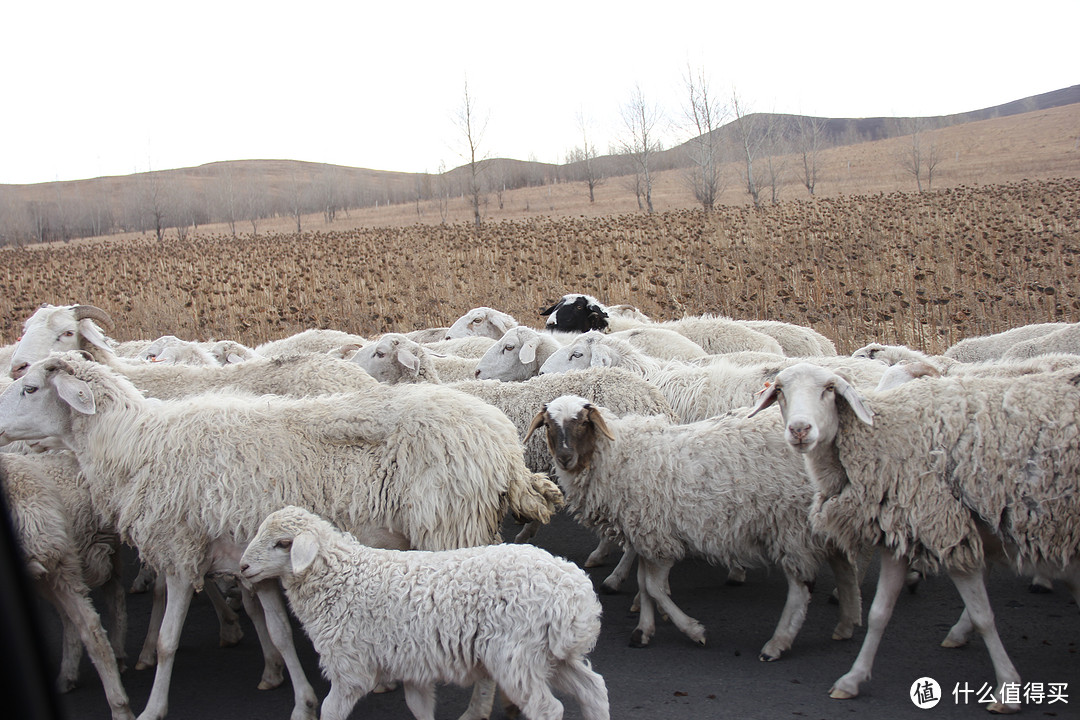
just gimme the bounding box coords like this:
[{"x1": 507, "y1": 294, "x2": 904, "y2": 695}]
[
  {"x1": 0, "y1": 451, "x2": 132, "y2": 720},
  {"x1": 444, "y1": 306, "x2": 520, "y2": 341},
  {"x1": 351, "y1": 333, "x2": 472, "y2": 384},
  {"x1": 540, "y1": 332, "x2": 887, "y2": 422},
  {"x1": 139, "y1": 335, "x2": 217, "y2": 366},
  {"x1": 942, "y1": 321, "x2": 1072, "y2": 362},
  {"x1": 1001, "y1": 322, "x2": 1080, "y2": 360},
  {"x1": 403, "y1": 326, "x2": 451, "y2": 342},
  {"x1": 525, "y1": 396, "x2": 861, "y2": 659},
  {"x1": 240, "y1": 505, "x2": 610, "y2": 720},
  {"x1": 255, "y1": 327, "x2": 370, "y2": 359},
  {"x1": 476, "y1": 327, "x2": 568, "y2": 382},
  {"x1": 209, "y1": 339, "x2": 260, "y2": 365},
  {"x1": 750, "y1": 362, "x2": 1080, "y2": 712},
  {"x1": 0, "y1": 353, "x2": 562, "y2": 720},
  {"x1": 423, "y1": 335, "x2": 497, "y2": 358},
  {"x1": 850, "y1": 342, "x2": 955, "y2": 371}
]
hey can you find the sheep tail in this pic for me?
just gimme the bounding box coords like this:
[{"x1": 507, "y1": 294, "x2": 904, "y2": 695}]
[{"x1": 507, "y1": 471, "x2": 564, "y2": 525}]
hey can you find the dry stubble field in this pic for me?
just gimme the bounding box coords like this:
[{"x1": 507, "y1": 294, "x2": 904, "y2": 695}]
[{"x1": 1, "y1": 178, "x2": 1079, "y2": 355}]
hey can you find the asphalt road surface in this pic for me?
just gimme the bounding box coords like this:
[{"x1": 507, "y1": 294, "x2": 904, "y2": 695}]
[{"x1": 44, "y1": 512, "x2": 1077, "y2": 720}]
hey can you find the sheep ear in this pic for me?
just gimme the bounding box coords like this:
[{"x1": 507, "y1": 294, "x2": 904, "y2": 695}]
[
  {"x1": 519, "y1": 338, "x2": 538, "y2": 365},
  {"x1": 539, "y1": 300, "x2": 562, "y2": 316},
  {"x1": 290, "y1": 532, "x2": 320, "y2": 575},
  {"x1": 523, "y1": 410, "x2": 546, "y2": 443},
  {"x1": 748, "y1": 382, "x2": 779, "y2": 417},
  {"x1": 78, "y1": 319, "x2": 113, "y2": 353},
  {"x1": 835, "y1": 377, "x2": 874, "y2": 426},
  {"x1": 490, "y1": 313, "x2": 515, "y2": 334},
  {"x1": 52, "y1": 373, "x2": 96, "y2": 415},
  {"x1": 589, "y1": 346, "x2": 614, "y2": 368},
  {"x1": 586, "y1": 405, "x2": 615, "y2": 440},
  {"x1": 396, "y1": 348, "x2": 421, "y2": 376}
]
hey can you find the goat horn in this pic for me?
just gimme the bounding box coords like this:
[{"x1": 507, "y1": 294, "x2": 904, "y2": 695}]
[{"x1": 72, "y1": 305, "x2": 114, "y2": 330}]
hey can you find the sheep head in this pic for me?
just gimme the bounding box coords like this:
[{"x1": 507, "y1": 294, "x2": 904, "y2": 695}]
[
  {"x1": 525, "y1": 395, "x2": 614, "y2": 474},
  {"x1": 540, "y1": 294, "x2": 609, "y2": 334},
  {"x1": 0, "y1": 353, "x2": 95, "y2": 448},
  {"x1": 10, "y1": 304, "x2": 114, "y2": 379},
  {"x1": 749, "y1": 362, "x2": 874, "y2": 454}
]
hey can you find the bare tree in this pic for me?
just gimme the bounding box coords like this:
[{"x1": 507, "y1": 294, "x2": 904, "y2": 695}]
[
  {"x1": 761, "y1": 115, "x2": 790, "y2": 204},
  {"x1": 454, "y1": 78, "x2": 488, "y2": 228},
  {"x1": 568, "y1": 110, "x2": 604, "y2": 203},
  {"x1": 731, "y1": 90, "x2": 766, "y2": 206},
  {"x1": 794, "y1": 115, "x2": 829, "y2": 196},
  {"x1": 216, "y1": 167, "x2": 240, "y2": 237},
  {"x1": 682, "y1": 65, "x2": 726, "y2": 211},
  {"x1": 620, "y1": 84, "x2": 664, "y2": 213},
  {"x1": 897, "y1": 118, "x2": 945, "y2": 192}
]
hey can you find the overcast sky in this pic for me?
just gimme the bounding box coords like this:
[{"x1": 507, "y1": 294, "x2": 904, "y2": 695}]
[{"x1": 3, "y1": 1, "x2": 1077, "y2": 185}]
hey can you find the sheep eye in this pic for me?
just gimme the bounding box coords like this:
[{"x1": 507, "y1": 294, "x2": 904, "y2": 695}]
[
  {"x1": 570, "y1": 351, "x2": 582, "y2": 359},
  {"x1": 274, "y1": 539, "x2": 292, "y2": 550},
  {"x1": 824, "y1": 384, "x2": 835, "y2": 394},
  {"x1": 503, "y1": 344, "x2": 514, "y2": 352},
  {"x1": 375, "y1": 350, "x2": 385, "y2": 359},
  {"x1": 472, "y1": 318, "x2": 483, "y2": 324},
  {"x1": 22, "y1": 385, "x2": 38, "y2": 395},
  {"x1": 61, "y1": 330, "x2": 75, "y2": 338}
]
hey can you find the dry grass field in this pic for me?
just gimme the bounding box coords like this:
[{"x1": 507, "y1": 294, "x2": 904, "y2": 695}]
[{"x1": 1, "y1": 104, "x2": 1078, "y2": 355}]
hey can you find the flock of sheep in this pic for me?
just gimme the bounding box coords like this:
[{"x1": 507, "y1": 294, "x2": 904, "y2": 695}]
[{"x1": 0, "y1": 295, "x2": 1078, "y2": 720}]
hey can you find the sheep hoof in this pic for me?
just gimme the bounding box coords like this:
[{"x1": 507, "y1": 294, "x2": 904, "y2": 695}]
[
  {"x1": 986, "y1": 701, "x2": 1021, "y2": 714},
  {"x1": 829, "y1": 687, "x2": 857, "y2": 700},
  {"x1": 759, "y1": 652, "x2": 779, "y2": 662},
  {"x1": 219, "y1": 625, "x2": 244, "y2": 647},
  {"x1": 599, "y1": 583, "x2": 620, "y2": 595},
  {"x1": 56, "y1": 676, "x2": 78, "y2": 693},
  {"x1": 831, "y1": 628, "x2": 854, "y2": 641},
  {"x1": 134, "y1": 660, "x2": 152, "y2": 671},
  {"x1": 940, "y1": 636, "x2": 968, "y2": 649},
  {"x1": 629, "y1": 629, "x2": 650, "y2": 648}
]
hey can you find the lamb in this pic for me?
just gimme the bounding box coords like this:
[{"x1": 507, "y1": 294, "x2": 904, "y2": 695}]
[
  {"x1": 942, "y1": 321, "x2": 1072, "y2": 362},
  {"x1": 0, "y1": 353, "x2": 562, "y2": 720},
  {"x1": 240, "y1": 505, "x2": 610, "y2": 720},
  {"x1": 539, "y1": 332, "x2": 887, "y2": 422},
  {"x1": 443, "y1": 306, "x2": 520, "y2": 341},
  {"x1": 254, "y1": 327, "x2": 370, "y2": 359},
  {"x1": 1001, "y1": 322, "x2": 1080, "y2": 360},
  {"x1": 0, "y1": 451, "x2": 132, "y2": 720},
  {"x1": 750, "y1": 362, "x2": 1080, "y2": 712},
  {"x1": 525, "y1": 395, "x2": 862, "y2": 660}
]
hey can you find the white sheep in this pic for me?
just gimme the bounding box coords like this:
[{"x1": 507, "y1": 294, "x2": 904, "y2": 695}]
[
  {"x1": 539, "y1": 332, "x2": 886, "y2": 422},
  {"x1": 525, "y1": 395, "x2": 862, "y2": 660},
  {"x1": 849, "y1": 341, "x2": 956, "y2": 371},
  {"x1": 0, "y1": 352, "x2": 562, "y2": 720},
  {"x1": 942, "y1": 321, "x2": 1072, "y2": 362},
  {"x1": 750, "y1": 362, "x2": 1080, "y2": 712},
  {"x1": 423, "y1": 335, "x2": 497, "y2": 358},
  {"x1": 240, "y1": 505, "x2": 610, "y2": 720},
  {"x1": 254, "y1": 327, "x2": 370, "y2": 359},
  {"x1": 351, "y1": 333, "x2": 481, "y2": 384},
  {"x1": 1000, "y1": 322, "x2": 1080, "y2": 360},
  {"x1": 1, "y1": 450, "x2": 132, "y2": 720},
  {"x1": 443, "y1": 306, "x2": 520, "y2": 340},
  {"x1": 476, "y1": 327, "x2": 569, "y2": 382},
  {"x1": 139, "y1": 335, "x2": 218, "y2": 366}
]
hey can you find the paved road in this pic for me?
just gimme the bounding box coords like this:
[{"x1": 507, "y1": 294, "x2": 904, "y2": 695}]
[{"x1": 46, "y1": 512, "x2": 1077, "y2": 720}]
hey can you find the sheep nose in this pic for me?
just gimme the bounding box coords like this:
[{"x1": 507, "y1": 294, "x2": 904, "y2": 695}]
[
  {"x1": 238, "y1": 563, "x2": 249, "y2": 573},
  {"x1": 11, "y1": 362, "x2": 28, "y2": 379},
  {"x1": 555, "y1": 449, "x2": 575, "y2": 468},
  {"x1": 788, "y1": 422, "x2": 811, "y2": 442},
  {"x1": 474, "y1": 369, "x2": 482, "y2": 378}
]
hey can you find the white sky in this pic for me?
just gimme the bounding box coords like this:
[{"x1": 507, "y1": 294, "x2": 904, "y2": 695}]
[{"x1": 2, "y1": 1, "x2": 1077, "y2": 185}]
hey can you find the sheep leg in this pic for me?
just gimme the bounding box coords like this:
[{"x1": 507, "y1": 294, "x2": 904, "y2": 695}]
[
  {"x1": 826, "y1": 551, "x2": 862, "y2": 641},
  {"x1": 499, "y1": 672, "x2": 564, "y2": 720},
  {"x1": 638, "y1": 558, "x2": 706, "y2": 646},
  {"x1": 948, "y1": 569, "x2": 1021, "y2": 714},
  {"x1": 584, "y1": 537, "x2": 618, "y2": 567},
  {"x1": 56, "y1": 607, "x2": 84, "y2": 691},
  {"x1": 456, "y1": 679, "x2": 498, "y2": 720},
  {"x1": 252, "y1": 582, "x2": 319, "y2": 720},
  {"x1": 403, "y1": 681, "x2": 437, "y2": 720},
  {"x1": 512, "y1": 520, "x2": 540, "y2": 544},
  {"x1": 135, "y1": 572, "x2": 167, "y2": 669},
  {"x1": 205, "y1": 580, "x2": 243, "y2": 647},
  {"x1": 137, "y1": 573, "x2": 194, "y2": 720},
  {"x1": 759, "y1": 573, "x2": 812, "y2": 661},
  {"x1": 630, "y1": 560, "x2": 657, "y2": 647},
  {"x1": 552, "y1": 656, "x2": 611, "y2": 720},
  {"x1": 600, "y1": 547, "x2": 636, "y2": 594},
  {"x1": 238, "y1": 585, "x2": 286, "y2": 690},
  {"x1": 102, "y1": 546, "x2": 129, "y2": 671},
  {"x1": 129, "y1": 561, "x2": 156, "y2": 593},
  {"x1": 320, "y1": 680, "x2": 367, "y2": 720},
  {"x1": 941, "y1": 608, "x2": 973, "y2": 648},
  {"x1": 829, "y1": 551, "x2": 907, "y2": 700},
  {"x1": 41, "y1": 580, "x2": 135, "y2": 720}
]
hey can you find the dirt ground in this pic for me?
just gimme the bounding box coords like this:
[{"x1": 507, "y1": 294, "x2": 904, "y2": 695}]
[{"x1": 46, "y1": 511, "x2": 1077, "y2": 720}]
